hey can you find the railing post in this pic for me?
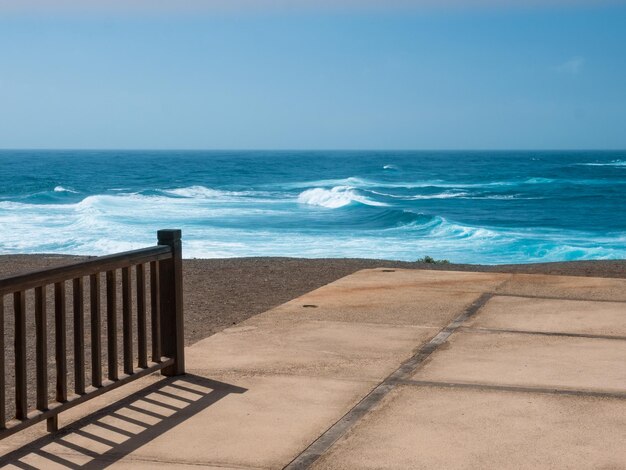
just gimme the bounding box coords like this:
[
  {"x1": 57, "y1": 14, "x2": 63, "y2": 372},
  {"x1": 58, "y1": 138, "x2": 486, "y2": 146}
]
[{"x1": 157, "y1": 229, "x2": 185, "y2": 376}]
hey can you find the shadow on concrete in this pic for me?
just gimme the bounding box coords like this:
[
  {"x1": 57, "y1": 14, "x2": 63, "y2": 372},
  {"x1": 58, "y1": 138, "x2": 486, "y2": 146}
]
[{"x1": 1, "y1": 374, "x2": 247, "y2": 469}]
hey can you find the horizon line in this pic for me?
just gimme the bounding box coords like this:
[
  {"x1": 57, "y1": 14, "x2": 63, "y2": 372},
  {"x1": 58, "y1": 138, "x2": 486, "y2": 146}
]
[{"x1": 1, "y1": 148, "x2": 625, "y2": 152}]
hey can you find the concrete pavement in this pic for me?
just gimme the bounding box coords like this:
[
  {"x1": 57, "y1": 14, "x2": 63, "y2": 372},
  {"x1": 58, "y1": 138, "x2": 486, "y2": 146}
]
[{"x1": 1, "y1": 268, "x2": 626, "y2": 469}]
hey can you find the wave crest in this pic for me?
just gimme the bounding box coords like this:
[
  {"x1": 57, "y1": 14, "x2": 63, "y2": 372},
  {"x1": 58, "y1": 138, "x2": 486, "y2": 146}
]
[
  {"x1": 162, "y1": 185, "x2": 239, "y2": 199},
  {"x1": 54, "y1": 186, "x2": 79, "y2": 193},
  {"x1": 577, "y1": 160, "x2": 626, "y2": 167},
  {"x1": 297, "y1": 186, "x2": 388, "y2": 208}
]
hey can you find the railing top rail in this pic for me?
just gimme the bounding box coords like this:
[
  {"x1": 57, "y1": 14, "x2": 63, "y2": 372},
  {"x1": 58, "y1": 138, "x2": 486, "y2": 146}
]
[{"x1": 0, "y1": 245, "x2": 172, "y2": 295}]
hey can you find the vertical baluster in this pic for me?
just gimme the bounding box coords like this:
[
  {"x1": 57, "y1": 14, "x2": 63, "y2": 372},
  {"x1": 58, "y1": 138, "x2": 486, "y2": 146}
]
[
  {"x1": 150, "y1": 261, "x2": 161, "y2": 362},
  {"x1": 14, "y1": 291, "x2": 27, "y2": 420},
  {"x1": 122, "y1": 267, "x2": 133, "y2": 375},
  {"x1": 54, "y1": 282, "x2": 67, "y2": 404},
  {"x1": 136, "y1": 264, "x2": 148, "y2": 369},
  {"x1": 73, "y1": 278, "x2": 85, "y2": 395},
  {"x1": 90, "y1": 273, "x2": 102, "y2": 387},
  {"x1": 35, "y1": 286, "x2": 48, "y2": 411},
  {"x1": 0, "y1": 296, "x2": 5, "y2": 428},
  {"x1": 106, "y1": 270, "x2": 118, "y2": 381},
  {"x1": 158, "y1": 230, "x2": 185, "y2": 376}
]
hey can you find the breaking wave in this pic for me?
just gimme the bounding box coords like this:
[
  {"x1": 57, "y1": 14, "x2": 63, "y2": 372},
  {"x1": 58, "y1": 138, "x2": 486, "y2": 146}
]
[
  {"x1": 54, "y1": 186, "x2": 79, "y2": 193},
  {"x1": 577, "y1": 160, "x2": 626, "y2": 167},
  {"x1": 160, "y1": 185, "x2": 276, "y2": 200},
  {"x1": 297, "y1": 186, "x2": 388, "y2": 208}
]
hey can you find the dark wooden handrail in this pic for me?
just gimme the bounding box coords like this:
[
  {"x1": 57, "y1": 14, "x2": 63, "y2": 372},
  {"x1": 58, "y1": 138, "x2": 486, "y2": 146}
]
[
  {"x1": 0, "y1": 245, "x2": 172, "y2": 295},
  {"x1": 0, "y1": 229, "x2": 185, "y2": 439}
]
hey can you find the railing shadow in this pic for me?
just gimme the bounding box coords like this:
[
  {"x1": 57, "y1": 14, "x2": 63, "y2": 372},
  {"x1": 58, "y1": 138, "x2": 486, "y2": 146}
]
[{"x1": 0, "y1": 374, "x2": 247, "y2": 469}]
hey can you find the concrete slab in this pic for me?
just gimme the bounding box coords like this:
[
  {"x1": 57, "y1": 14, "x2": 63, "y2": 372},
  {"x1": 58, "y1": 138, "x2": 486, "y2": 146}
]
[
  {"x1": 109, "y1": 462, "x2": 255, "y2": 470},
  {"x1": 186, "y1": 320, "x2": 438, "y2": 380},
  {"x1": 266, "y1": 287, "x2": 481, "y2": 328},
  {"x1": 2, "y1": 449, "x2": 92, "y2": 469},
  {"x1": 124, "y1": 374, "x2": 376, "y2": 469},
  {"x1": 2, "y1": 372, "x2": 376, "y2": 469},
  {"x1": 7, "y1": 452, "x2": 262, "y2": 469},
  {"x1": 3, "y1": 268, "x2": 626, "y2": 470},
  {"x1": 496, "y1": 273, "x2": 626, "y2": 301},
  {"x1": 313, "y1": 385, "x2": 626, "y2": 469},
  {"x1": 468, "y1": 295, "x2": 626, "y2": 336},
  {"x1": 319, "y1": 268, "x2": 509, "y2": 294},
  {"x1": 413, "y1": 330, "x2": 626, "y2": 392},
  {"x1": 0, "y1": 373, "x2": 166, "y2": 456},
  {"x1": 3, "y1": 374, "x2": 374, "y2": 470}
]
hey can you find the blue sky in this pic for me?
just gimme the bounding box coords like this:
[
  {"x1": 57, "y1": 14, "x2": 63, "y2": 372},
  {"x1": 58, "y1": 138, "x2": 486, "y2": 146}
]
[{"x1": 1, "y1": 2, "x2": 625, "y2": 149}]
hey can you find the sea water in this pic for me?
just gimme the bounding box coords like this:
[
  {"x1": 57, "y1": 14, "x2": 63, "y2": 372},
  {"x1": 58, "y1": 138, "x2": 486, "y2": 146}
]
[{"x1": 0, "y1": 150, "x2": 624, "y2": 264}]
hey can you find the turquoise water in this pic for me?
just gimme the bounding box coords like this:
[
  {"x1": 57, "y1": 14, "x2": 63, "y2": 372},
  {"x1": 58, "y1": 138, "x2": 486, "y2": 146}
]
[{"x1": 0, "y1": 150, "x2": 625, "y2": 264}]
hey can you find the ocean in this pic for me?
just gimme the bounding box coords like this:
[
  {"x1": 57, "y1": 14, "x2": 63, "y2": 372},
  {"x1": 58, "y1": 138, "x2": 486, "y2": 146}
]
[{"x1": 0, "y1": 150, "x2": 624, "y2": 264}]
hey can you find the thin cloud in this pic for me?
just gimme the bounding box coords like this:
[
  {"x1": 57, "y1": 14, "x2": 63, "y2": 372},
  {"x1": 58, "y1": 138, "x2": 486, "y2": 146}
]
[{"x1": 555, "y1": 56, "x2": 585, "y2": 75}]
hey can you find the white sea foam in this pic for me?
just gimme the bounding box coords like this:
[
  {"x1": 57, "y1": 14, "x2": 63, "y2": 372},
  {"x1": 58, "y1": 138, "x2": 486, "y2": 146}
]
[
  {"x1": 54, "y1": 186, "x2": 79, "y2": 193},
  {"x1": 161, "y1": 185, "x2": 277, "y2": 201},
  {"x1": 468, "y1": 194, "x2": 541, "y2": 200},
  {"x1": 577, "y1": 160, "x2": 626, "y2": 167},
  {"x1": 522, "y1": 177, "x2": 555, "y2": 184},
  {"x1": 282, "y1": 176, "x2": 560, "y2": 192},
  {"x1": 163, "y1": 185, "x2": 240, "y2": 199},
  {"x1": 403, "y1": 191, "x2": 470, "y2": 200},
  {"x1": 365, "y1": 190, "x2": 538, "y2": 200},
  {"x1": 1, "y1": 193, "x2": 624, "y2": 263},
  {"x1": 1, "y1": 181, "x2": 624, "y2": 264},
  {"x1": 366, "y1": 190, "x2": 470, "y2": 200},
  {"x1": 281, "y1": 177, "x2": 372, "y2": 190},
  {"x1": 297, "y1": 186, "x2": 388, "y2": 208}
]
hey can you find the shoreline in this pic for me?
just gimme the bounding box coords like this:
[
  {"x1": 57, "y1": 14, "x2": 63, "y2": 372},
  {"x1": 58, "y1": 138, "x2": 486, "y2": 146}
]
[{"x1": 1, "y1": 255, "x2": 625, "y2": 346}]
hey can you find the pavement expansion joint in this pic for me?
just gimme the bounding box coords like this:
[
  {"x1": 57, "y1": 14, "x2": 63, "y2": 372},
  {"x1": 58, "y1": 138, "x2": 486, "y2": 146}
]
[
  {"x1": 492, "y1": 292, "x2": 626, "y2": 304},
  {"x1": 459, "y1": 326, "x2": 626, "y2": 342},
  {"x1": 397, "y1": 379, "x2": 626, "y2": 400}
]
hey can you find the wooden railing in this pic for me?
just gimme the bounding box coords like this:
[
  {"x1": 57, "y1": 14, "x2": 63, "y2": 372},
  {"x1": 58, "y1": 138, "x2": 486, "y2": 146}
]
[{"x1": 0, "y1": 229, "x2": 185, "y2": 439}]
